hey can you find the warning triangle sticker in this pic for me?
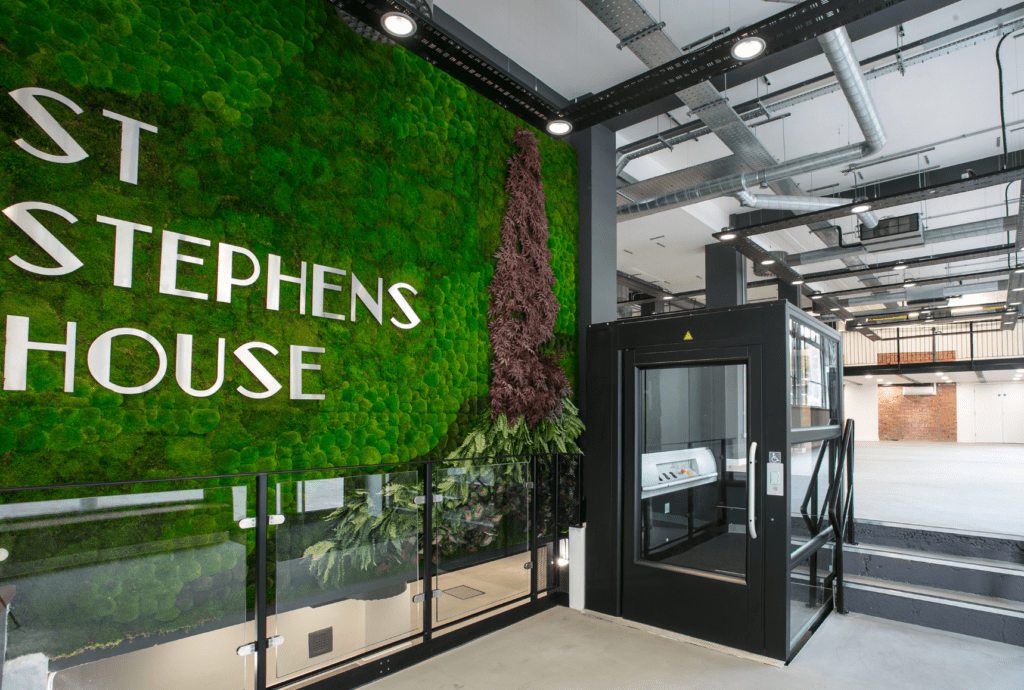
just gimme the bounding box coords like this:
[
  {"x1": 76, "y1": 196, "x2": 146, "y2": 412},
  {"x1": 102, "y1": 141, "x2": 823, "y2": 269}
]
[{"x1": 684, "y1": 332, "x2": 693, "y2": 341}]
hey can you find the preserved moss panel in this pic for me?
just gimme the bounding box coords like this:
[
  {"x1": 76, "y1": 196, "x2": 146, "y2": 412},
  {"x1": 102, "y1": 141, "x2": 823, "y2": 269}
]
[{"x1": 0, "y1": 0, "x2": 579, "y2": 489}]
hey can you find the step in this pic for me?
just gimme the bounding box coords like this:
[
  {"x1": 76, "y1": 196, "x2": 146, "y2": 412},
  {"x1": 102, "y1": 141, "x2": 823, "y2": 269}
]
[
  {"x1": 851, "y1": 520, "x2": 1024, "y2": 565},
  {"x1": 843, "y1": 575, "x2": 1024, "y2": 647},
  {"x1": 843, "y1": 543, "x2": 1024, "y2": 603}
]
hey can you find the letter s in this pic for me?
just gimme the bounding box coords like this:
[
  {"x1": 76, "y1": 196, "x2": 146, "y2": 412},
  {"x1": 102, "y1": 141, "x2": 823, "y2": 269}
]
[
  {"x1": 8, "y1": 88, "x2": 89, "y2": 163},
  {"x1": 388, "y1": 283, "x2": 422, "y2": 330},
  {"x1": 3, "y1": 201, "x2": 84, "y2": 276}
]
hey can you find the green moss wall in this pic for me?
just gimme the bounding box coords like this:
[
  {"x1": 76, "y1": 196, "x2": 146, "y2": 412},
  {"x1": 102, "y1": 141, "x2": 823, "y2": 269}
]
[{"x1": 0, "y1": 0, "x2": 579, "y2": 489}]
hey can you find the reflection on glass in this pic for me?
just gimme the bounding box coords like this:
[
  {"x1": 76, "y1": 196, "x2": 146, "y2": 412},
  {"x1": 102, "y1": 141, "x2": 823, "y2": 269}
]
[
  {"x1": 790, "y1": 321, "x2": 839, "y2": 428},
  {"x1": 790, "y1": 546, "x2": 834, "y2": 652},
  {"x1": 434, "y1": 462, "x2": 531, "y2": 623},
  {"x1": 0, "y1": 485, "x2": 250, "y2": 690},
  {"x1": 272, "y1": 471, "x2": 422, "y2": 678},
  {"x1": 639, "y1": 365, "x2": 747, "y2": 580},
  {"x1": 790, "y1": 439, "x2": 831, "y2": 540}
]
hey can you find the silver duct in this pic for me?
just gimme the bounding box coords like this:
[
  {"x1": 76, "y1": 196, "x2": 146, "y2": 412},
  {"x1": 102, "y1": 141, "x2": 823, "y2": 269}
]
[
  {"x1": 787, "y1": 216, "x2": 1019, "y2": 266},
  {"x1": 843, "y1": 281, "x2": 1005, "y2": 307},
  {"x1": 618, "y1": 27, "x2": 887, "y2": 218},
  {"x1": 734, "y1": 190, "x2": 879, "y2": 228}
]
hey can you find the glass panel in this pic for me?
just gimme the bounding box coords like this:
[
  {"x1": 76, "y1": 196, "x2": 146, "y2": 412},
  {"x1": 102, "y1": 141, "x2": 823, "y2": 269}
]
[
  {"x1": 638, "y1": 364, "x2": 747, "y2": 580},
  {"x1": 790, "y1": 320, "x2": 839, "y2": 428},
  {"x1": 790, "y1": 546, "x2": 834, "y2": 652},
  {"x1": 271, "y1": 470, "x2": 422, "y2": 679},
  {"x1": 433, "y1": 461, "x2": 531, "y2": 623},
  {"x1": 0, "y1": 482, "x2": 251, "y2": 690},
  {"x1": 790, "y1": 439, "x2": 832, "y2": 542}
]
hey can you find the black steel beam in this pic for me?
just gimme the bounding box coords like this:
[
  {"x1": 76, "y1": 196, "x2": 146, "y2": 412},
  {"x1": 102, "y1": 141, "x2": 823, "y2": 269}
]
[
  {"x1": 811, "y1": 268, "x2": 1017, "y2": 300},
  {"x1": 723, "y1": 160, "x2": 1024, "y2": 238},
  {"x1": 798, "y1": 244, "x2": 1017, "y2": 283},
  {"x1": 563, "y1": 0, "x2": 926, "y2": 131}
]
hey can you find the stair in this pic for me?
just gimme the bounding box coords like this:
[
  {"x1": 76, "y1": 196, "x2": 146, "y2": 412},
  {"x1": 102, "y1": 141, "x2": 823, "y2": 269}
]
[{"x1": 841, "y1": 521, "x2": 1024, "y2": 647}]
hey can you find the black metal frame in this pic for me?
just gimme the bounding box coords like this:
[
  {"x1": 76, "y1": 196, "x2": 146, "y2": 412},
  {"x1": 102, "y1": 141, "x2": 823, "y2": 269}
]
[{"x1": 0, "y1": 452, "x2": 582, "y2": 690}]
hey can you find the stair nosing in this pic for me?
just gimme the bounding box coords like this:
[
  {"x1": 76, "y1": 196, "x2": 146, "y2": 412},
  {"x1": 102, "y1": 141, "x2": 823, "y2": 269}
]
[
  {"x1": 844, "y1": 575, "x2": 1024, "y2": 617},
  {"x1": 844, "y1": 543, "x2": 1024, "y2": 575}
]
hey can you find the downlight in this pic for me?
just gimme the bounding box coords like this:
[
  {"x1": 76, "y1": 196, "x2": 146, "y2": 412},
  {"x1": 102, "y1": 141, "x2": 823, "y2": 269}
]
[
  {"x1": 731, "y1": 36, "x2": 766, "y2": 61},
  {"x1": 546, "y1": 120, "x2": 573, "y2": 136},
  {"x1": 381, "y1": 12, "x2": 417, "y2": 38},
  {"x1": 760, "y1": 258, "x2": 775, "y2": 266},
  {"x1": 792, "y1": 279, "x2": 805, "y2": 285},
  {"x1": 720, "y1": 233, "x2": 737, "y2": 240},
  {"x1": 851, "y1": 203, "x2": 873, "y2": 214}
]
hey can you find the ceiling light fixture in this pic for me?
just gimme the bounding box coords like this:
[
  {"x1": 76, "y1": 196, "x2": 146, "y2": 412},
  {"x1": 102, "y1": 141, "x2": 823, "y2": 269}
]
[
  {"x1": 662, "y1": 296, "x2": 672, "y2": 301},
  {"x1": 760, "y1": 259, "x2": 775, "y2": 266},
  {"x1": 951, "y1": 306, "x2": 984, "y2": 315},
  {"x1": 381, "y1": 12, "x2": 417, "y2": 37},
  {"x1": 908, "y1": 312, "x2": 920, "y2": 317},
  {"x1": 851, "y1": 203, "x2": 873, "y2": 214},
  {"x1": 830, "y1": 307, "x2": 841, "y2": 312},
  {"x1": 904, "y1": 282, "x2": 916, "y2": 288},
  {"x1": 546, "y1": 120, "x2": 573, "y2": 136},
  {"x1": 731, "y1": 36, "x2": 766, "y2": 61},
  {"x1": 1013, "y1": 287, "x2": 1024, "y2": 292}
]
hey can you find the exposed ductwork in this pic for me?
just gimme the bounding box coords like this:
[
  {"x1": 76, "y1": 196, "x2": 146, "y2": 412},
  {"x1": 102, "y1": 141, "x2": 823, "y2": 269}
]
[
  {"x1": 733, "y1": 189, "x2": 880, "y2": 228},
  {"x1": 787, "y1": 216, "x2": 1019, "y2": 266},
  {"x1": 618, "y1": 27, "x2": 887, "y2": 218},
  {"x1": 842, "y1": 281, "x2": 1006, "y2": 308}
]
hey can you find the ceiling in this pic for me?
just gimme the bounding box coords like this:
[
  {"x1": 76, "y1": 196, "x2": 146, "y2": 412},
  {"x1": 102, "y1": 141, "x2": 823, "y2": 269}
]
[
  {"x1": 847, "y1": 368, "x2": 1024, "y2": 385},
  {"x1": 435, "y1": 0, "x2": 1024, "y2": 329}
]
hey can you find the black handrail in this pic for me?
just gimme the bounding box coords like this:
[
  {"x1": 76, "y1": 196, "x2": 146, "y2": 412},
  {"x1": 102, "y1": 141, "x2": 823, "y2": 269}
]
[
  {"x1": 799, "y1": 436, "x2": 831, "y2": 536},
  {"x1": 828, "y1": 419, "x2": 856, "y2": 613}
]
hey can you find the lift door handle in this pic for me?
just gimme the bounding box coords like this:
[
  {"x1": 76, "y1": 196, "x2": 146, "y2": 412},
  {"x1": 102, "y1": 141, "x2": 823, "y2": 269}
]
[{"x1": 747, "y1": 442, "x2": 758, "y2": 540}]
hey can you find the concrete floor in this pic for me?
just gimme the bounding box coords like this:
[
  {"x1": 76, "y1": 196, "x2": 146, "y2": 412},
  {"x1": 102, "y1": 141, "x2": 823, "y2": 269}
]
[
  {"x1": 362, "y1": 607, "x2": 1024, "y2": 690},
  {"x1": 851, "y1": 442, "x2": 1024, "y2": 536}
]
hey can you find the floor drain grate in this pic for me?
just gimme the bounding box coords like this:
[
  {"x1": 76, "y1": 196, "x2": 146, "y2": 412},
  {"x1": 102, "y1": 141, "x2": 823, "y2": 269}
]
[
  {"x1": 309, "y1": 627, "x2": 333, "y2": 658},
  {"x1": 443, "y1": 585, "x2": 484, "y2": 600}
]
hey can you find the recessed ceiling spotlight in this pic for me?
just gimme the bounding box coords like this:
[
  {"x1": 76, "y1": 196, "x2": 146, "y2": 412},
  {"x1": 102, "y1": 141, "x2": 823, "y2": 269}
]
[
  {"x1": 908, "y1": 312, "x2": 920, "y2": 317},
  {"x1": 731, "y1": 36, "x2": 767, "y2": 61},
  {"x1": 662, "y1": 296, "x2": 672, "y2": 301},
  {"x1": 720, "y1": 233, "x2": 737, "y2": 240},
  {"x1": 830, "y1": 307, "x2": 841, "y2": 311},
  {"x1": 865, "y1": 375, "x2": 873, "y2": 379},
  {"x1": 546, "y1": 120, "x2": 573, "y2": 136},
  {"x1": 381, "y1": 11, "x2": 417, "y2": 37},
  {"x1": 904, "y1": 282, "x2": 916, "y2": 288},
  {"x1": 792, "y1": 279, "x2": 805, "y2": 285},
  {"x1": 851, "y1": 203, "x2": 873, "y2": 214},
  {"x1": 761, "y1": 258, "x2": 776, "y2": 266}
]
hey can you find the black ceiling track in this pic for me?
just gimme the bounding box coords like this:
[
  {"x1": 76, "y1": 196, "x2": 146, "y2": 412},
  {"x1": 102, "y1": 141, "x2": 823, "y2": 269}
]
[
  {"x1": 333, "y1": 0, "x2": 913, "y2": 133},
  {"x1": 330, "y1": 0, "x2": 567, "y2": 132}
]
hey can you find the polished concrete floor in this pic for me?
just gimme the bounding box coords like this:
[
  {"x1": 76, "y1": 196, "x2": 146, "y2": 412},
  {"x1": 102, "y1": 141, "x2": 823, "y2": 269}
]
[
  {"x1": 852, "y1": 442, "x2": 1024, "y2": 536},
  {"x1": 362, "y1": 607, "x2": 1024, "y2": 690}
]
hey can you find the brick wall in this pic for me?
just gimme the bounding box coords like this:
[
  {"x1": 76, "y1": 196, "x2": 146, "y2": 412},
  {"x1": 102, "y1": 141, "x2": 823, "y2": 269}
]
[
  {"x1": 877, "y1": 350, "x2": 955, "y2": 365},
  {"x1": 878, "y1": 384, "x2": 957, "y2": 442}
]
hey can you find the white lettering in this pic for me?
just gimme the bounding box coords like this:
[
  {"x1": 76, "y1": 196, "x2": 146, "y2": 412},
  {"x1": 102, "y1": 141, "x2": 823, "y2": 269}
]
[
  {"x1": 88, "y1": 328, "x2": 167, "y2": 395},
  {"x1": 2, "y1": 202, "x2": 83, "y2": 276},
  {"x1": 216, "y1": 243, "x2": 261, "y2": 304},
  {"x1": 311, "y1": 264, "x2": 346, "y2": 320},
  {"x1": 8, "y1": 88, "x2": 88, "y2": 164},
  {"x1": 101, "y1": 110, "x2": 158, "y2": 185},
  {"x1": 159, "y1": 231, "x2": 210, "y2": 300},
  {"x1": 234, "y1": 342, "x2": 282, "y2": 399},
  {"x1": 388, "y1": 283, "x2": 422, "y2": 330},
  {"x1": 97, "y1": 215, "x2": 152, "y2": 288},
  {"x1": 175, "y1": 334, "x2": 225, "y2": 397},
  {"x1": 290, "y1": 345, "x2": 325, "y2": 400},
  {"x1": 266, "y1": 254, "x2": 307, "y2": 315},
  {"x1": 3, "y1": 315, "x2": 77, "y2": 392},
  {"x1": 350, "y1": 274, "x2": 384, "y2": 324}
]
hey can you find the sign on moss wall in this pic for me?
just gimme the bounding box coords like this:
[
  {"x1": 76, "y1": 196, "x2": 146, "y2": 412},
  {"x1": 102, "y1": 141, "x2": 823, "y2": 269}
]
[{"x1": 0, "y1": 0, "x2": 579, "y2": 488}]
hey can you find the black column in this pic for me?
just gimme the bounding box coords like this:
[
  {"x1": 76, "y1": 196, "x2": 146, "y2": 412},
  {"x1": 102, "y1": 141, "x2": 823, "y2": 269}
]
[
  {"x1": 777, "y1": 279, "x2": 802, "y2": 307},
  {"x1": 571, "y1": 124, "x2": 618, "y2": 419},
  {"x1": 704, "y1": 243, "x2": 747, "y2": 309}
]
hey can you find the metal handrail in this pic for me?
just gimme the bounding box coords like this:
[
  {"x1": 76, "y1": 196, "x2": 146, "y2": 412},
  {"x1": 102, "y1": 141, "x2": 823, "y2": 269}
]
[
  {"x1": 799, "y1": 436, "x2": 831, "y2": 536},
  {"x1": 828, "y1": 419, "x2": 856, "y2": 613}
]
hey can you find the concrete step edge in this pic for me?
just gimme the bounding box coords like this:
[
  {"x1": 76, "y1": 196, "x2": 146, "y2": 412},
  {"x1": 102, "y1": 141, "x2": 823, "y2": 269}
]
[
  {"x1": 844, "y1": 577, "x2": 1024, "y2": 618},
  {"x1": 844, "y1": 543, "x2": 1024, "y2": 576}
]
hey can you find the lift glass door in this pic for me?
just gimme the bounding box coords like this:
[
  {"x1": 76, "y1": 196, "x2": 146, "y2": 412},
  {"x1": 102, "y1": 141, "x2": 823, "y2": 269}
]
[
  {"x1": 639, "y1": 364, "x2": 748, "y2": 578},
  {"x1": 623, "y1": 347, "x2": 763, "y2": 653}
]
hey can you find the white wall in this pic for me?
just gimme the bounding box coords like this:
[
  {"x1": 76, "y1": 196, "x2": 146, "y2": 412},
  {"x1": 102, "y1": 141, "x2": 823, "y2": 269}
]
[
  {"x1": 843, "y1": 381, "x2": 879, "y2": 441},
  {"x1": 957, "y1": 383, "x2": 976, "y2": 443}
]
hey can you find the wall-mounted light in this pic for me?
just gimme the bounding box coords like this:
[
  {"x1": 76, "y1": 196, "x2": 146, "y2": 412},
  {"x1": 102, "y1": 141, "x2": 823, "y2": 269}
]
[
  {"x1": 731, "y1": 36, "x2": 766, "y2": 61},
  {"x1": 381, "y1": 12, "x2": 417, "y2": 37},
  {"x1": 546, "y1": 120, "x2": 573, "y2": 136}
]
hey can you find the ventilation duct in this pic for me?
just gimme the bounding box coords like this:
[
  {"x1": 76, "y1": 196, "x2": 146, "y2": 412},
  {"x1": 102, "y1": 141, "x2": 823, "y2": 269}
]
[
  {"x1": 734, "y1": 189, "x2": 879, "y2": 228},
  {"x1": 618, "y1": 27, "x2": 887, "y2": 218}
]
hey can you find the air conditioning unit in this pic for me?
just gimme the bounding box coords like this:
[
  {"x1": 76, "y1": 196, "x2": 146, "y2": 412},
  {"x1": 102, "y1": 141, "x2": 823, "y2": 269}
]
[
  {"x1": 903, "y1": 384, "x2": 937, "y2": 396},
  {"x1": 860, "y1": 213, "x2": 924, "y2": 251},
  {"x1": 904, "y1": 286, "x2": 948, "y2": 308}
]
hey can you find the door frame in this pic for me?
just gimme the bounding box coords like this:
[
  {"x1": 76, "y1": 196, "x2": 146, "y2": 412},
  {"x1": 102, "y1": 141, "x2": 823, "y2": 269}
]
[{"x1": 620, "y1": 344, "x2": 766, "y2": 654}]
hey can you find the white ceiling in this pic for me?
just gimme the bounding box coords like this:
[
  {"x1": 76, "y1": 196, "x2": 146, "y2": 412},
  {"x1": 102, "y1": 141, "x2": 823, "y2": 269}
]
[
  {"x1": 847, "y1": 368, "x2": 1024, "y2": 385},
  {"x1": 437, "y1": 0, "x2": 1024, "y2": 321}
]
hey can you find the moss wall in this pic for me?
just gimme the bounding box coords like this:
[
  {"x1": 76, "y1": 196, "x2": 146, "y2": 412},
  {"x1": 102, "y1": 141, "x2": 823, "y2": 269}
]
[{"x1": 0, "y1": 0, "x2": 579, "y2": 489}]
